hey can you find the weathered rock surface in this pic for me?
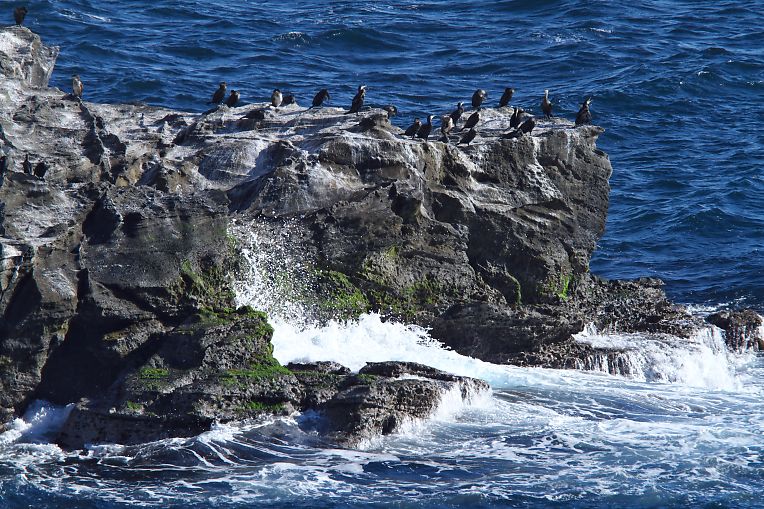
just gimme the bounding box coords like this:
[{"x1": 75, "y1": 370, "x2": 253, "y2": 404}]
[
  {"x1": 0, "y1": 28, "x2": 741, "y2": 447},
  {"x1": 706, "y1": 309, "x2": 763, "y2": 352}
]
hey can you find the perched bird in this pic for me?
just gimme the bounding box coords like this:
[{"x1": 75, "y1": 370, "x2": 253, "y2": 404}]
[
  {"x1": 471, "y1": 89, "x2": 487, "y2": 110},
  {"x1": 519, "y1": 117, "x2": 536, "y2": 135},
  {"x1": 271, "y1": 89, "x2": 283, "y2": 108},
  {"x1": 13, "y1": 6, "x2": 27, "y2": 26},
  {"x1": 33, "y1": 161, "x2": 48, "y2": 179},
  {"x1": 282, "y1": 93, "x2": 296, "y2": 106},
  {"x1": 440, "y1": 115, "x2": 454, "y2": 141},
  {"x1": 22, "y1": 154, "x2": 32, "y2": 175},
  {"x1": 311, "y1": 88, "x2": 330, "y2": 108},
  {"x1": 346, "y1": 84, "x2": 366, "y2": 115},
  {"x1": 575, "y1": 97, "x2": 593, "y2": 126},
  {"x1": 210, "y1": 82, "x2": 227, "y2": 104},
  {"x1": 461, "y1": 110, "x2": 480, "y2": 131},
  {"x1": 382, "y1": 105, "x2": 398, "y2": 118},
  {"x1": 458, "y1": 128, "x2": 478, "y2": 146},
  {"x1": 404, "y1": 118, "x2": 421, "y2": 139},
  {"x1": 225, "y1": 90, "x2": 240, "y2": 107},
  {"x1": 450, "y1": 101, "x2": 464, "y2": 124},
  {"x1": 541, "y1": 89, "x2": 553, "y2": 119},
  {"x1": 509, "y1": 107, "x2": 524, "y2": 129},
  {"x1": 416, "y1": 115, "x2": 434, "y2": 141},
  {"x1": 72, "y1": 75, "x2": 84, "y2": 99},
  {"x1": 503, "y1": 117, "x2": 535, "y2": 139},
  {"x1": 499, "y1": 87, "x2": 515, "y2": 107}
]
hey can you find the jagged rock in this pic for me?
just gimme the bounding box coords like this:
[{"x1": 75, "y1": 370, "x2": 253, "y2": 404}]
[
  {"x1": 0, "y1": 27, "x2": 740, "y2": 445},
  {"x1": 707, "y1": 309, "x2": 763, "y2": 351}
]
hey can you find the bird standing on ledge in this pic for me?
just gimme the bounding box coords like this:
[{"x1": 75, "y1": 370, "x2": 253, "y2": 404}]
[
  {"x1": 499, "y1": 87, "x2": 515, "y2": 107},
  {"x1": 450, "y1": 101, "x2": 464, "y2": 124},
  {"x1": 346, "y1": 85, "x2": 366, "y2": 115},
  {"x1": 210, "y1": 82, "x2": 227, "y2": 104},
  {"x1": 575, "y1": 97, "x2": 593, "y2": 126},
  {"x1": 13, "y1": 6, "x2": 27, "y2": 26},
  {"x1": 271, "y1": 89, "x2": 282, "y2": 108},
  {"x1": 472, "y1": 89, "x2": 487, "y2": 110},
  {"x1": 311, "y1": 89, "x2": 330, "y2": 108},
  {"x1": 416, "y1": 115, "x2": 434, "y2": 141},
  {"x1": 541, "y1": 89, "x2": 553, "y2": 118},
  {"x1": 225, "y1": 90, "x2": 240, "y2": 107},
  {"x1": 72, "y1": 75, "x2": 84, "y2": 99},
  {"x1": 404, "y1": 118, "x2": 421, "y2": 139}
]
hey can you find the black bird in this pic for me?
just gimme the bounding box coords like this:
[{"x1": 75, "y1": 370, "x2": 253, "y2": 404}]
[
  {"x1": 461, "y1": 110, "x2": 480, "y2": 131},
  {"x1": 282, "y1": 93, "x2": 296, "y2": 106},
  {"x1": 509, "y1": 107, "x2": 524, "y2": 129},
  {"x1": 499, "y1": 87, "x2": 515, "y2": 107},
  {"x1": 472, "y1": 89, "x2": 487, "y2": 110},
  {"x1": 346, "y1": 84, "x2": 366, "y2": 115},
  {"x1": 458, "y1": 128, "x2": 478, "y2": 146},
  {"x1": 13, "y1": 6, "x2": 27, "y2": 26},
  {"x1": 450, "y1": 101, "x2": 464, "y2": 124},
  {"x1": 404, "y1": 118, "x2": 421, "y2": 139},
  {"x1": 311, "y1": 89, "x2": 330, "y2": 108},
  {"x1": 22, "y1": 154, "x2": 32, "y2": 175},
  {"x1": 519, "y1": 117, "x2": 536, "y2": 135},
  {"x1": 210, "y1": 82, "x2": 227, "y2": 104},
  {"x1": 416, "y1": 115, "x2": 434, "y2": 141},
  {"x1": 225, "y1": 90, "x2": 240, "y2": 107},
  {"x1": 33, "y1": 161, "x2": 48, "y2": 179},
  {"x1": 382, "y1": 105, "x2": 397, "y2": 118},
  {"x1": 541, "y1": 89, "x2": 553, "y2": 119},
  {"x1": 575, "y1": 97, "x2": 593, "y2": 126}
]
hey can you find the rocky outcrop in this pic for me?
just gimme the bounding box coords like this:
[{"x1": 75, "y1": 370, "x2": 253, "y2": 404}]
[
  {"x1": 0, "y1": 28, "x2": 734, "y2": 447},
  {"x1": 707, "y1": 309, "x2": 763, "y2": 351},
  {"x1": 55, "y1": 309, "x2": 487, "y2": 449}
]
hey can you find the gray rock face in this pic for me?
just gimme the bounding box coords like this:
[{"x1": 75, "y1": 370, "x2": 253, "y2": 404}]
[
  {"x1": 707, "y1": 309, "x2": 763, "y2": 351},
  {"x1": 0, "y1": 28, "x2": 732, "y2": 447}
]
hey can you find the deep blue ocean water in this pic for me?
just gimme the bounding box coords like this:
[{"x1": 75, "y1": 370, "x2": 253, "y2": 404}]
[{"x1": 2, "y1": 1, "x2": 763, "y2": 507}]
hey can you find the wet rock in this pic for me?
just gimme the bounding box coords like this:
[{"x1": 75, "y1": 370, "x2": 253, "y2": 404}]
[{"x1": 707, "y1": 309, "x2": 763, "y2": 351}]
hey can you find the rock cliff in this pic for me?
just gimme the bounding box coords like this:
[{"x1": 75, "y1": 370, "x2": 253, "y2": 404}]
[{"x1": 0, "y1": 27, "x2": 726, "y2": 447}]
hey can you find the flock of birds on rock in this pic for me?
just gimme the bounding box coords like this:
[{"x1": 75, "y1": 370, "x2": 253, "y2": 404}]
[
  {"x1": 206, "y1": 81, "x2": 595, "y2": 147},
  {"x1": 3, "y1": 6, "x2": 595, "y2": 185}
]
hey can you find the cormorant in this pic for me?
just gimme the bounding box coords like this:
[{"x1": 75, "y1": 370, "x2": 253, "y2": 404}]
[
  {"x1": 499, "y1": 87, "x2": 515, "y2": 107},
  {"x1": 519, "y1": 117, "x2": 536, "y2": 135},
  {"x1": 346, "y1": 85, "x2": 366, "y2": 115},
  {"x1": 225, "y1": 90, "x2": 240, "y2": 107},
  {"x1": 22, "y1": 154, "x2": 32, "y2": 175},
  {"x1": 13, "y1": 6, "x2": 27, "y2": 26},
  {"x1": 458, "y1": 128, "x2": 478, "y2": 146},
  {"x1": 541, "y1": 89, "x2": 553, "y2": 119},
  {"x1": 383, "y1": 105, "x2": 397, "y2": 118},
  {"x1": 440, "y1": 115, "x2": 454, "y2": 142},
  {"x1": 416, "y1": 115, "x2": 434, "y2": 141},
  {"x1": 311, "y1": 89, "x2": 330, "y2": 108},
  {"x1": 472, "y1": 89, "x2": 487, "y2": 110},
  {"x1": 450, "y1": 101, "x2": 464, "y2": 123},
  {"x1": 210, "y1": 82, "x2": 227, "y2": 104},
  {"x1": 72, "y1": 75, "x2": 83, "y2": 99},
  {"x1": 33, "y1": 161, "x2": 48, "y2": 179},
  {"x1": 575, "y1": 97, "x2": 593, "y2": 126},
  {"x1": 271, "y1": 89, "x2": 282, "y2": 108},
  {"x1": 509, "y1": 107, "x2": 524, "y2": 129},
  {"x1": 461, "y1": 110, "x2": 480, "y2": 131},
  {"x1": 404, "y1": 118, "x2": 421, "y2": 139},
  {"x1": 282, "y1": 93, "x2": 296, "y2": 106}
]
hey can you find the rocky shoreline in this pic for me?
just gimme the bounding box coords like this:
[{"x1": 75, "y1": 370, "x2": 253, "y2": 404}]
[{"x1": 0, "y1": 27, "x2": 759, "y2": 448}]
